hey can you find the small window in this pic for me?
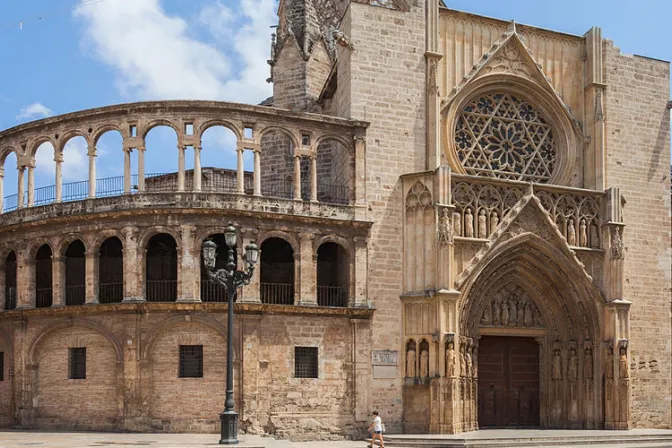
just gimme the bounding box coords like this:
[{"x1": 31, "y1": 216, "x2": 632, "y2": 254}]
[
  {"x1": 129, "y1": 124, "x2": 137, "y2": 137},
  {"x1": 0, "y1": 352, "x2": 4, "y2": 381},
  {"x1": 244, "y1": 126, "x2": 254, "y2": 139},
  {"x1": 301, "y1": 134, "x2": 311, "y2": 146},
  {"x1": 295, "y1": 347, "x2": 318, "y2": 378},
  {"x1": 185, "y1": 123, "x2": 194, "y2": 135},
  {"x1": 69, "y1": 347, "x2": 86, "y2": 380},
  {"x1": 179, "y1": 345, "x2": 203, "y2": 378}
]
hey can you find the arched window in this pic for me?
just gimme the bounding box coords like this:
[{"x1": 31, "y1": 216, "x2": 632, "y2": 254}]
[
  {"x1": 200, "y1": 233, "x2": 238, "y2": 303},
  {"x1": 99, "y1": 237, "x2": 123, "y2": 303},
  {"x1": 65, "y1": 240, "x2": 86, "y2": 306},
  {"x1": 455, "y1": 93, "x2": 556, "y2": 183},
  {"x1": 260, "y1": 238, "x2": 294, "y2": 305},
  {"x1": 316, "y1": 242, "x2": 349, "y2": 307},
  {"x1": 5, "y1": 251, "x2": 16, "y2": 310},
  {"x1": 35, "y1": 244, "x2": 52, "y2": 308},
  {"x1": 146, "y1": 233, "x2": 177, "y2": 302}
]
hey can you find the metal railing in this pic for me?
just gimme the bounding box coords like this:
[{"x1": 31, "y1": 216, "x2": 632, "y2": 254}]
[
  {"x1": 261, "y1": 179, "x2": 294, "y2": 200},
  {"x1": 99, "y1": 282, "x2": 123, "y2": 304},
  {"x1": 65, "y1": 285, "x2": 86, "y2": 306},
  {"x1": 318, "y1": 184, "x2": 351, "y2": 206},
  {"x1": 146, "y1": 279, "x2": 177, "y2": 302},
  {"x1": 5, "y1": 287, "x2": 16, "y2": 310},
  {"x1": 317, "y1": 285, "x2": 348, "y2": 307},
  {"x1": 260, "y1": 283, "x2": 294, "y2": 305},
  {"x1": 200, "y1": 281, "x2": 241, "y2": 303},
  {"x1": 36, "y1": 288, "x2": 53, "y2": 308}
]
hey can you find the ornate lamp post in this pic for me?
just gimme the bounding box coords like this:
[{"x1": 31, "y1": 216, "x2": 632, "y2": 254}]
[{"x1": 202, "y1": 223, "x2": 259, "y2": 445}]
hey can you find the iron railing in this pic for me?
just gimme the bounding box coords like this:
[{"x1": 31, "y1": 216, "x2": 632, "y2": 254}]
[
  {"x1": 5, "y1": 286, "x2": 16, "y2": 310},
  {"x1": 317, "y1": 285, "x2": 348, "y2": 307},
  {"x1": 65, "y1": 285, "x2": 86, "y2": 306},
  {"x1": 36, "y1": 288, "x2": 52, "y2": 308},
  {"x1": 200, "y1": 281, "x2": 241, "y2": 303},
  {"x1": 318, "y1": 183, "x2": 351, "y2": 206},
  {"x1": 261, "y1": 179, "x2": 294, "y2": 200},
  {"x1": 146, "y1": 279, "x2": 177, "y2": 302},
  {"x1": 99, "y1": 282, "x2": 123, "y2": 304},
  {"x1": 260, "y1": 283, "x2": 294, "y2": 305}
]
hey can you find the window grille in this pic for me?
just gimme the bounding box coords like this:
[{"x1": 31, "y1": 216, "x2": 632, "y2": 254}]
[
  {"x1": 0, "y1": 352, "x2": 4, "y2": 381},
  {"x1": 295, "y1": 347, "x2": 318, "y2": 378},
  {"x1": 69, "y1": 347, "x2": 86, "y2": 380},
  {"x1": 179, "y1": 345, "x2": 203, "y2": 378}
]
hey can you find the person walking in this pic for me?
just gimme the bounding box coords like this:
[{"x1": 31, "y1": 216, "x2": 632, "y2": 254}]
[{"x1": 367, "y1": 411, "x2": 385, "y2": 448}]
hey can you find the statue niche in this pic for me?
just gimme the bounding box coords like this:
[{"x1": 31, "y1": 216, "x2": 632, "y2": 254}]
[
  {"x1": 419, "y1": 339, "x2": 430, "y2": 378},
  {"x1": 406, "y1": 339, "x2": 417, "y2": 378},
  {"x1": 479, "y1": 285, "x2": 543, "y2": 328}
]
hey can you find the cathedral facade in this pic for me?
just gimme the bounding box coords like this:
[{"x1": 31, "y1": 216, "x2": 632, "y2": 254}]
[{"x1": 0, "y1": 0, "x2": 669, "y2": 439}]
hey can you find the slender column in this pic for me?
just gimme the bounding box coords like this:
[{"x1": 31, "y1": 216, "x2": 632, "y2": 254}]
[
  {"x1": 310, "y1": 156, "x2": 317, "y2": 202},
  {"x1": 177, "y1": 225, "x2": 198, "y2": 302},
  {"x1": 85, "y1": 248, "x2": 98, "y2": 304},
  {"x1": 88, "y1": 142, "x2": 97, "y2": 198},
  {"x1": 293, "y1": 155, "x2": 301, "y2": 200},
  {"x1": 177, "y1": 146, "x2": 185, "y2": 192},
  {"x1": 52, "y1": 255, "x2": 65, "y2": 307},
  {"x1": 54, "y1": 153, "x2": 63, "y2": 203},
  {"x1": 353, "y1": 237, "x2": 369, "y2": 307},
  {"x1": 0, "y1": 168, "x2": 4, "y2": 213},
  {"x1": 122, "y1": 226, "x2": 143, "y2": 302},
  {"x1": 135, "y1": 146, "x2": 145, "y2": 192},
  {"x1": 193, "y1": 146, "x2": 202, "y2": 192},
  {"x1": 253, "y1": 149, "x2": 261, "y2": 196},
  {"x1": 298, "y1": 232, "x2": 317, "y2": 305},
  {"x1": 123, "y1": 149, "x2": 131, "y2": 194},
  {"x1": 17, "y1": 167, "x2": 25, "y2": 209},
  {"x1": 236, "y1": 147, "x2": 245, "y2": 194},
  {"x1": 27, "y1": 165, "x2": 35, "y2": 206},
  {"x1": 0, "y1": 258, "x2": 5, "y2": 311}
]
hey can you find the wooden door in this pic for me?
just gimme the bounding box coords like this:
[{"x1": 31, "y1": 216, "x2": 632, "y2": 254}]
[{"x1": 478, "y1": 336, "x2": 540, "y2": 427}]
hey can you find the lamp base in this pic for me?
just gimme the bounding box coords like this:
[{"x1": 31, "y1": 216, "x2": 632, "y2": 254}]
[{"x1": 219, "y1": 410, "x2": 239, "y2": 445}]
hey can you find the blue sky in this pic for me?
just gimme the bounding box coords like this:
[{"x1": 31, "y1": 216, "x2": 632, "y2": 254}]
[{"x1": 0, "y1": 0, "x2": 669, "y2": 197}]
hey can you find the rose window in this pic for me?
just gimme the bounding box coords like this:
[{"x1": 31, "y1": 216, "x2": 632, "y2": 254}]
[{"x1": 455, "y1": 93, "x2": 557, "y2": 183}]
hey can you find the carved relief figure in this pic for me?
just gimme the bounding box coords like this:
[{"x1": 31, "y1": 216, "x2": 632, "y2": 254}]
[
  {"x1": 524, "y1": 302, "x2": 533, "y2": 326},
  {"x1": 619, "y1": 346, "x2": 629, "y2": 379},
  {"x1": 605, "y1": 344, "x2": 614, "y2": 379},
  {"x1": 579, "y1": 219, "x2": 588, "y2": 247},
  {"x1": 478, "y1": 209, "x2": 487, "y2": 238},
  {"x1": 567, "y1": 219, "x2": 576, "y2": 246},
  {"x1": 584, "y1": 346, "x2": 593, "y2": 380},
  {"x1": 569, "y1": 348, "x2": 578, "y2": 381},
  {"x1": 552, "y1": 349, "x2": 562, "y2": 380},
  {"x1": 533, "y1": 309, "x2": 543, "y2": 327},
  {"x1": 611, "y1": 227, "x2": 624, "y2": 259},
  {"x1": 446, "y1": 342, "x2": 455, "y2": 377},
  {"x1": 517, "y1": 300, "x2": 525, "y2": 326},
  {"x1": 501, "y1": 300, "x2": 509, "y2": 326},
  {"x1": 492, "y1": 300, "x2": 501, "y2": 325},
  {"x1": 465, "y1": 208, "x2": 474, "y2": 237},
  {"x1": 460, "y1": 345, "x2": 466, "y2": 377},
  {"x1": 480, "y1": 289, "x2": 543, "y2": 328},
  {"x1": 406, "y1": 345, "x2": 416, "y2": 378},
  {"x1": 490, "y1": 211, "x2": 499, "y2": 235},
  {"x1": 481, "y1": 303, "x2": 492, "y2": 325},
  {"x1": 508, "y1": 298, "x2": 517, "y2": 326},
  {"x1": 437, "y1": 207, "x2": 453, "y2": 245},
  {"x1": 420, "y1": 348, "x2": 429, "y2": 378},
  {"x1": 465, "y1": 342, "x2": 473, "y2": 378},
  {"x1": 453, "y1": 212, "x2": 461, "y2": 237}
]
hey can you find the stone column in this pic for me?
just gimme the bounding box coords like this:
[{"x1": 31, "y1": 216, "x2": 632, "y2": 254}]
[
  {"x1": 54, "y1": 153, "x2": 63, "y2": 203},
  {"x1": 309, "y1": 156, "x2": 317, "y2": 202},
  {"x1": 253, "y1": 149, "x2": 261, "y2": 196},
  {"x1": 122, "y1": 226, "x2": 143, "y2": 302},
  {"x1": 176, "y1": 225, "x2": 198, "y2": 302},
  {"x1": 239, "y1": 230, "x2": 260, "y2": 303},
  {"x1": 123, "y1": 149, "x2": 132, "y2": 194},
  {"x1": 293, "y1": 155, "x2": 301, "y2": 200},
  {"x1": 0, "y1": 168, "x2": 4, "y2": 213},
  {"x1": 88, "y1": 141, "x2": 97, "y2": 198},
  {"x1": 85, "y1": 247, "x2": 98, "y2": 304},
  {"x1": 236, "y1": 146, "x2": 245, "y2": 194},
  {"x1": 52, "y1": 255, "x2": 65, "y2": 307},
  {"x1": 0, "y1": 257, "x2": 6, "y2": 310},
  {"x1": 17, "y1": 167, "x2": 25, "y2": 209},
  {"x1": 353, "y1": 237, "x2": 368, "y2": 308},
  {"x1": 177, "y1": 146, "x2": 186, "y2": 192},
  {"x1": 27, "y1": 165, "x2": 35, "y2": 207},
  {"x1": 193, "y1": 146, "x2": 202, "y2": 192},
  {"x1": 297, "y1": 233, "x2": 316, "y2": 306},
  {"x1": 240, "y1": 315, "x2": 262, "y2": 431},
  {"x1": 137, "y1": 147, "x2": 146, "y2": 192},
  {"x1": 16, "y1": 249, "x2": 32, "y2": 309}
]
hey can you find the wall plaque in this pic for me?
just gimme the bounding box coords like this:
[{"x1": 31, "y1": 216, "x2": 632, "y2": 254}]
[{"x1": 372, "y1": 350, "x2": 398, "y2": 366}]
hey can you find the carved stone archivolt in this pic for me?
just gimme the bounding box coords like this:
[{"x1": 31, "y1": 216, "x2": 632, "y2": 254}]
[{"x1": 479, "y1": 284, "x2": 543, "y2": 328}]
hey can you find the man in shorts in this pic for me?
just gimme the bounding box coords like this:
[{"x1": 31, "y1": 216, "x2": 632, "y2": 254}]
[{"x1": 367, "y1": 410, "x2": 384, "y2": 448}]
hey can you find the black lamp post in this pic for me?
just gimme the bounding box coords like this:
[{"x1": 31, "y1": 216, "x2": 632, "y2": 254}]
[{"x1": 202, "y1": 223, "x2": 259, "y2": 445}]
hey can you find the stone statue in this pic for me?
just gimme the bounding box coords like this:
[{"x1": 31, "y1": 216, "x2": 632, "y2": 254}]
[
  {"x1": 446, "y1": 343, "x2": 455, "y2": 377},
  {"x1": 567, "y1": 219, "x2": 576, "y2": 246},
  {"x1": 420, "y1": 349, "x2": 429, "y2": 378},
  {"x1": 453, "y1": 212, "x2": 461, "y2": 237},
  {"x1": 437, "y1": 207, "x2": 453, "y2": 245},
  {"x1": 619, "y1": 346, "x2": 629, "y2": 379},
  {"x1": 524, "y1": 302, "x2": 533, "y2": 327},
  {"x1": 501, "y1": 300, "x2": 509, "y2": 326},
  {"x1": 490, "y1": 211, "x2": 499, "y2": 235},
  {"x1": 478, "y1": 209, "x2": 487, "y2": 238},
  {"x1": 579, "y1": 219, "x2": 588, "y2": 247},
  {"x1": 569, "y1": 348, "x2": 578, "y2": 380},
  {"x1": 406, "y1": 347, "x2": 416, "y2": 377},
  {"x1": 492, "y1": 300, "x2": 501, "y2": 325},
  {"x1": 533, "y1": 309, "x2": 542, "y2": 327},
  {"x1": 460, "y1": 346, "x2": 466, "y2": 377},
  {"x1": 509, "y1": 299, "x2": 517, "y2": 326},
  {"x1": 465, "y1": 345, "x2": 473, "y2": 378},
  {"x1": 611, "y1": 227, "x2": 624, "y2": 259},
  {"x1": 465, "y1": 208, "x2": 474, "y2": 237},
  {"x1": 481, "y1": 303, "x2": 491, "y2": 325},
  {"x1": 584, "y1": 347, "x2": 593, "y2": 380},
  {"x1": 605, "y1": 345, "x2": 614, "y2": 379},
  {"x1": 552, "y1": 349, "x2": 562, "y2": 380},
  {"x1": 517, "y1": 300, "x2": 525, "y2": 326}
]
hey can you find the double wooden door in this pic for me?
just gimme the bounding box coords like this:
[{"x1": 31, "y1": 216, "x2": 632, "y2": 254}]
[{"x1": 478, "y1": 336, "x2": 540, "y2": 427}]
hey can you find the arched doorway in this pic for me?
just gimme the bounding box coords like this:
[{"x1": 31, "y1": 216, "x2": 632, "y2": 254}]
[
  {"x1": 64, "y1": 240, "x2": 86, "y2": 306},
  {"x1": 259, "y1": 238, "x2": 294, "y2": 305},
  {"x1": 316, "y1": 242, "x2": 349, "y2": 307},
  {"x1": 146, "y1": 233, "x2": 177, "y2": 302},
  {"x1": 35, "y1": 244, "x2": 52, "y2": 308},
  {"x1": 4, "y1": 251, "x2": 16, "y2": 310},
  {"x1": 99, "y1": 237, "x2": 123, "y2": 303}
]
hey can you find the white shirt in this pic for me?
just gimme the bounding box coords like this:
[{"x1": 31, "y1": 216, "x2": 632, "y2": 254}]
[{"x1": 373, "y1": 416, "x2": 382, "y2": 432}]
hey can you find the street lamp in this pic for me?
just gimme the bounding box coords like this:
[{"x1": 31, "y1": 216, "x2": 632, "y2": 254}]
[{"x1": 202, "y1": 222, "x2": 259, "y2": 445}]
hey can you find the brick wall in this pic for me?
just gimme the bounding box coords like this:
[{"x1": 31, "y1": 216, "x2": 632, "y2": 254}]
[
  {"x1": 603, "y1": 41, "x2": 671, "y2": 428},
  {"x1": 0, "y1": 337, "x2": 12, "y2": 426}
]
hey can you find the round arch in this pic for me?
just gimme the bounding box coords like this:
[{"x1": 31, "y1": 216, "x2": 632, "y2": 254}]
[
  {"x1": 141, "y1": 120, "x2": 181, "y2": 140},
  {"x1": 27, "y1": 136, "x2": 57, "y2": 159},
  {"x1": 257, "y1": 126, "x2": 300, "y2": 150},
  {"x1": 257, "y1": 230, "x2": 299, "y2": 254},
  {"x1": 313, "y1": 134, "x2": 354, "y2": 154},
  {"x1": 195, "y1": 119, "x2": 243, "y2": 143},
  {"x1": 137, "y1": 226, "x2": 182, "y2": 252},
  {"x1": 92, "y1": 125, "x2": 125, "y2": 146}
]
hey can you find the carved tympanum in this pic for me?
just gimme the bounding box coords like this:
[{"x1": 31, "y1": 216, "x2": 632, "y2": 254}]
[{"x1": 480, "y1": 285, "x2": 543, "y2": 328}]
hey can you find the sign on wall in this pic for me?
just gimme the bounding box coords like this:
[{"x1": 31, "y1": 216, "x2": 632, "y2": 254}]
[{"x1": 372, "y1": 350, "x2": 398, "y2": 379}]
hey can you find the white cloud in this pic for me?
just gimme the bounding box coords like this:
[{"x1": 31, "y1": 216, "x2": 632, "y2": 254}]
[
  {"x1": 34, "y1": 139, "x2": 89, "y2": 183},
  {"x1": 74, "y1": 0, "x2": 275, "y2": 104},
  {"x1": 17, "y1": 102, "x2": 53, "y2": 121}
]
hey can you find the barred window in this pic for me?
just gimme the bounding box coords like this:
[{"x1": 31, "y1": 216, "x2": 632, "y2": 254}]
[
  {"x1": 69, "y1": 347, "x2": 86, "y2": 380},
  {"x1": 0, "y1": 352, "x2": 4, "y2": 381},
  {"x1": 179, "y1": 345, "x2": 203, "y2": 378},
  {"x1": 455, "y1": 93, "x2": 557, "y2": 183},
  {"x1": 295, "y1": 347, "x2": 318, "y2": 378}
]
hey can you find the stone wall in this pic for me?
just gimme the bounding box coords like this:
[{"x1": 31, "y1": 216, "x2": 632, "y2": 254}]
[{"x1": 603, "y1": 41, "x2": 671, "y2": 428}]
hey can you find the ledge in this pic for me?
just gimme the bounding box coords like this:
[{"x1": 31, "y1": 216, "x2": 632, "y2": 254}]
[{"x1": 0, "y1": 301, "x2": 376, "y2": 320}]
